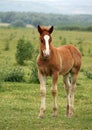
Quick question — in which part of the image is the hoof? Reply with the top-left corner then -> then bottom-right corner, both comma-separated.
66,106 -> 74,117
38,116 -> 44,119
38,113 -> 44,118
66,113 -> 74,118
52,112 -> 57,117
38,115 -> 44,118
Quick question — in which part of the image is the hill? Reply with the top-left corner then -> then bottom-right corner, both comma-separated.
0,12 -> 92,28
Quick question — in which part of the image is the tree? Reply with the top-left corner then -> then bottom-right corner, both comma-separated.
16,38 -> 34,65
11,20 -> 26,27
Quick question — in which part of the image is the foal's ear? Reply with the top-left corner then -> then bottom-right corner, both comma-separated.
49,26 -> 54,34
38,25 -> 42,34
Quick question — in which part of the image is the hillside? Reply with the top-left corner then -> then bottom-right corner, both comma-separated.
0,12 -> 92,28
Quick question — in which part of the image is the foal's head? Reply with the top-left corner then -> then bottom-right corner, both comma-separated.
38,25 -> 54,59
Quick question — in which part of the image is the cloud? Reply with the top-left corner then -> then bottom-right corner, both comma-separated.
0,0 -> 92,14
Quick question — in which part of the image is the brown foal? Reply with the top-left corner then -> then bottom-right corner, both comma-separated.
36,25 -> 82,118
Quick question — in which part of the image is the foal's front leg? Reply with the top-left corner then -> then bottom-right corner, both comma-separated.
38,70 -> 46,118
51,72 -> 59,117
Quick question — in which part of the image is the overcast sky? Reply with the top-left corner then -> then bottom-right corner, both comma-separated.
0,0 -> 92,14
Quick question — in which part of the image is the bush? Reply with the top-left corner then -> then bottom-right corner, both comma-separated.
4,66 -> 24,82
79,45 -> 84,56
4,33 -> 15,51
0,58 -> 24,82
29,50 -> 39,83
0,57 -> 10,81
61,38 -> 67,45
16,37 -> 34,65
87,48 -> 92,56
29,61 -> 39,84
4,42 -> 10,51
84,70 -> 92,79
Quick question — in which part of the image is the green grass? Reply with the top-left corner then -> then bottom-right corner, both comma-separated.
0,78 -> 92,130
0,27 -> 92,130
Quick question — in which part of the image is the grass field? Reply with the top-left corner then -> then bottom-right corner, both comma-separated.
0,27 -> 92,130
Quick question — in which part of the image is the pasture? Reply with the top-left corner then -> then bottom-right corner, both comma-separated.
0,27 -> 92,130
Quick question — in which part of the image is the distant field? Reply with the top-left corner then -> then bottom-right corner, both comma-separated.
0,27 -> 92,130
0,22 -> 34,28
0,23 -> 10,27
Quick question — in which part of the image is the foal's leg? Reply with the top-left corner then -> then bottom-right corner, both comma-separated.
63,73 -> 77,117
38,71 -> 46,118
51,72 -> 59,117
63,74 -> 72,117
70,73 -> 77,116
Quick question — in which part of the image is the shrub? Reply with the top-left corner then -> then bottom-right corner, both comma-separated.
87,48 -> 92,56
4,66 -> 24,82
4,42 -> 10,51
29,50 -> 39,83
4,33 -> 15,51
29,60 -> 39,83
79,45 -> 84,56
0,58 -> 24,82
0,57 -> 10,81
16,37 -> 34,65
84,70 -> 92,79
77,38 -> 83,45
61,38 -> 67,45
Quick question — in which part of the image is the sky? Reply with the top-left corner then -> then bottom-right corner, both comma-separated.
0,0 -> 92,14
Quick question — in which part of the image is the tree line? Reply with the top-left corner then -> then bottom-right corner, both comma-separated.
0,12 -> 92,31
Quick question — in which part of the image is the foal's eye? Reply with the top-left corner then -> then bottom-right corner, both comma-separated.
41,39 -> 44,43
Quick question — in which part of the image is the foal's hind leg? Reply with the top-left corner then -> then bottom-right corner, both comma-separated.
70,73 -> 77,116
63,74 -> 72,117
63,73 -> 77,117
63,74 -> 75,117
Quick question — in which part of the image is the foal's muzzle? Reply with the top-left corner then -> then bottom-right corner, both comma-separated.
42,49 -> 50,58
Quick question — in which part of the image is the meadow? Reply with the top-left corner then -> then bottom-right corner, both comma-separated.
0,27 -> 92,130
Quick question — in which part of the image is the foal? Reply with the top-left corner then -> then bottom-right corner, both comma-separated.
36,25 -> 82,118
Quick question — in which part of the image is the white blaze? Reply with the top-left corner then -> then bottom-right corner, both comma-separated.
43,35 -> 50,56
